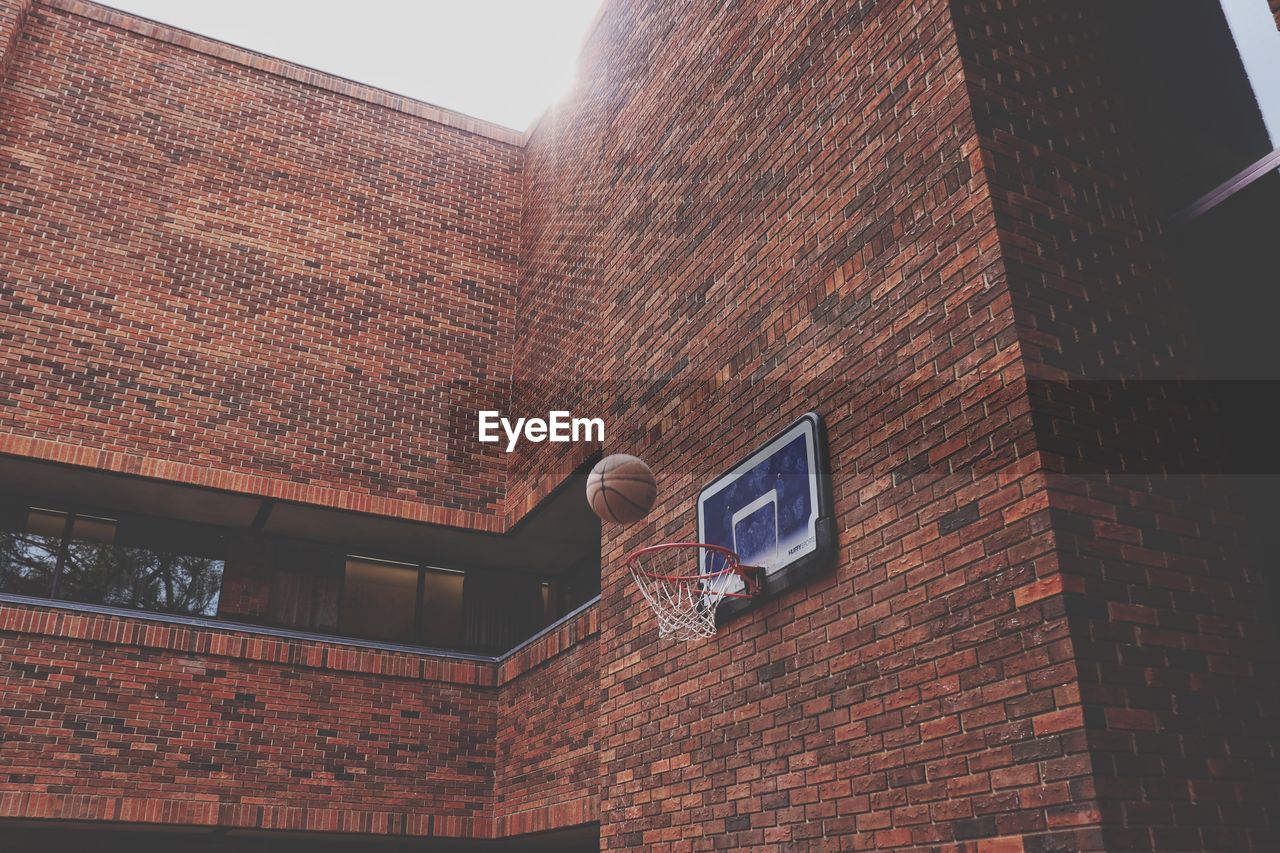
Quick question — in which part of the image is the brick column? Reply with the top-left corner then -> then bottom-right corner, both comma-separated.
0,0 -> 33,83
952,0 -> 1280,848
520,0 -> 1094,848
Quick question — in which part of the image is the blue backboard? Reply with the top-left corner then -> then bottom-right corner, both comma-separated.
697,412 -> 835,612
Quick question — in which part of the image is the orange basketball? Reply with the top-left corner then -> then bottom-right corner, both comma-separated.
586,454 -> 657,524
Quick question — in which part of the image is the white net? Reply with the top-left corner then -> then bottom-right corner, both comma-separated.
628,544 -> 752,640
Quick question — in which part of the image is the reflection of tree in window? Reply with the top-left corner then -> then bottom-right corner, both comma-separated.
0,507 -> 224,617
57,516 -> 223,616
0,508 -> 65,597
59,543 -> 223,616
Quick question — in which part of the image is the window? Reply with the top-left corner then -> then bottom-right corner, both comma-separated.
0,507 -> 66,597
0,506 -> 224,616
421,567 -> 465,648
332,559 -> 562,652
265,541 -> 340,632
1,488 -> 597,655
340,557 -> 420,643
562,555 -> 602,612
461,570 -> 549,653
337,558 -> 468,647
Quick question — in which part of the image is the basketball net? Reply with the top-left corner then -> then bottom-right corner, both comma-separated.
626,542 -> 760,640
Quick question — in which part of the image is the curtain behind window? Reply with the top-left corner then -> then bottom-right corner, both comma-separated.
267,541 -> 341,632
462,570 -> 545,653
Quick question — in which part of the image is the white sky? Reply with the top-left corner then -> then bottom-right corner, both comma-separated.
1220,0 -> 1280,145
100,1 -> 605,131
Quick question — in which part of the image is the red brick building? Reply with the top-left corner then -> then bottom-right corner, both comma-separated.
2,0 -> 1278,850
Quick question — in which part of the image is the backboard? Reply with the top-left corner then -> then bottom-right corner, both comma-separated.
696,412 -> 835,619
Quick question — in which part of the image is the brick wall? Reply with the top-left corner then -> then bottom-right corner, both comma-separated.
495,607 -> 600,837
952,0 -> 1280,849
952,0 -> 1196,382
0,599 -> 600,840
517,0 -> 1101,849
0,0 -> 521,530
2,0 -> 1278,849
0,601 -> 497,837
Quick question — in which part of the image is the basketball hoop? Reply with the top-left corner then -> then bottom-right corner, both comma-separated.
625,542 -> 761,640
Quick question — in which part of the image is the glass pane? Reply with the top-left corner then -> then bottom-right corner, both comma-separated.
564,557 -> 601,610
266,541 -> 341,630
340,558 -> 418,643
461,571 -> 548,653
53,515 -> 118,603
54,513 -> 121,603
63,549 -> 225,617
57,516 -> 225,616
0,508 -> 65,597
420,568 -> 464,647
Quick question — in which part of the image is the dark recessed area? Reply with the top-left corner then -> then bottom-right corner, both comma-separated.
0,455 -> 601,655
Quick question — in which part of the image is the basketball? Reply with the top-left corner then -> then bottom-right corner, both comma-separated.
586,454 -> 657,524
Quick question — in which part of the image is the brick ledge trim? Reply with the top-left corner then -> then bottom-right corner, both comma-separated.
0,597 -> 599,687
0,599 -> 495,687
35,0 -> 526,146
0,792 -> 490,839
498,604 -> 599,685
0,792 -> 600,840
0,432 -> 506,533
495,797 -> 599,838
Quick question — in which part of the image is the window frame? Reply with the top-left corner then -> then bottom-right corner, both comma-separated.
36,506 -> 78,600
